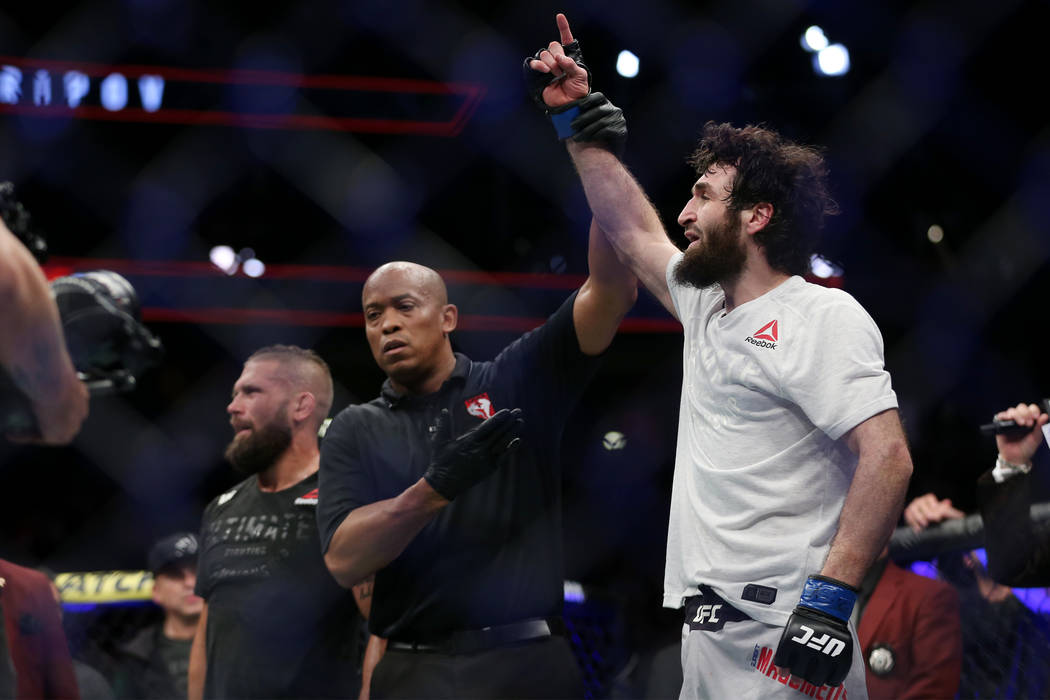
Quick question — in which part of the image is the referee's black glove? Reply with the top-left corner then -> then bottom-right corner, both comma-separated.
423,407 -> 524,501
772,575 -> 857,687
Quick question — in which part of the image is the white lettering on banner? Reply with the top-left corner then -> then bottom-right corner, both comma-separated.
33,70 -> 51,106
1,67 -> 165,112
100,73 -> 127,111
138,75 -> 165,112
64,71 -> 90,107
0,66 -> 22,104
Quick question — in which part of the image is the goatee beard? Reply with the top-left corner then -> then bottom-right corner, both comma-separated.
672,214 -> 747,289
224,422 -> 292,476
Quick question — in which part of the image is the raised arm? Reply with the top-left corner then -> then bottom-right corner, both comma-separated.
572,218 -> 638,355
527,14 -> 678,315
0,219 -> 89,444
569,145 -> 677,315
822,408 -> 913,586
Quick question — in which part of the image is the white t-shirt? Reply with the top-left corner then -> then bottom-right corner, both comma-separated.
663,253 -> 899,625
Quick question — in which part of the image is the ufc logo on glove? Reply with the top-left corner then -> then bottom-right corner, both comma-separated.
788,625 -> 847,657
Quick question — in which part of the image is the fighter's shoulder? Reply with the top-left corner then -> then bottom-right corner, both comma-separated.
776,278 -> 873,326
328,397 -> 389,430
204,474 -> 256,514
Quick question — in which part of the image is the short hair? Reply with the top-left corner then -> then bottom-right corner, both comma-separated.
246,345 -> 333,424
688,122 -> 840,277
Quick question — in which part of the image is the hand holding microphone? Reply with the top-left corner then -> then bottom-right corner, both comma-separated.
983,401 -> 1049,473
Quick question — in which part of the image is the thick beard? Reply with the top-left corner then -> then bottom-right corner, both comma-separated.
672,212 -> 747,289
224,422 -> 292,476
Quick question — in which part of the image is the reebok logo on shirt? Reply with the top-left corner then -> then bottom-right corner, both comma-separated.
746,320 -> 778,349
294,488 -> 319,506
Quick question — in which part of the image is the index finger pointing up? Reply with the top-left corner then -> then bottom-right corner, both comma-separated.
556,13 -> 574,45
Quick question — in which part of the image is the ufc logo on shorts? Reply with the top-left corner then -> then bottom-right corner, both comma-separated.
692,604 -> 721,624
789,625 -> 845,657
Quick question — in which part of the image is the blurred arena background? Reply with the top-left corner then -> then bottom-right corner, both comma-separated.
2,0 -> 1050,696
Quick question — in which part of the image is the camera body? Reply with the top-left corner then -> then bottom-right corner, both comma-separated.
1,182 -> 163,436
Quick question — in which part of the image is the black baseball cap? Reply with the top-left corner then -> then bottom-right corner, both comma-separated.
147,532 -> 199,575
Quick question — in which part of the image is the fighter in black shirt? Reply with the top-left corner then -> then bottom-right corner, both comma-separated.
189,345 -> 367,700
318,220 -> 637,698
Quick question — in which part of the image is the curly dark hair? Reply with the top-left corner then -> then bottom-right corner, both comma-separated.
688,122 -> 839,277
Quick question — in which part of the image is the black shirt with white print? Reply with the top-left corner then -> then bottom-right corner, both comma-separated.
318,292 -> 602,641
196,472 -> 361,699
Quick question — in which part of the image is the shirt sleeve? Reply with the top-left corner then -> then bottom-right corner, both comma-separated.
665,251 -> 687,320
317,407 -> 373,555
490,291 -> 603,428
194,505 -> 214,600
779,296 -> 898,440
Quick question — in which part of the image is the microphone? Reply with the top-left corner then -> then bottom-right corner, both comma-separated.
979,419 -> 1037,436
979,399 -> 1050,436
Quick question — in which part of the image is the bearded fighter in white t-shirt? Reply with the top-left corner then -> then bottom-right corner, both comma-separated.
525,14 -> 913,699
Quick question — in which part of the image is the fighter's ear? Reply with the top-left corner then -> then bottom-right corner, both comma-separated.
746,202 -> 773,235
292,392 -> 316,423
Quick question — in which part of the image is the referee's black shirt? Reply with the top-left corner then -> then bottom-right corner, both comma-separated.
318,292 -> 601,640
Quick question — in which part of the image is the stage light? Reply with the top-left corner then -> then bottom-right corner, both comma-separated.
814,43 -> 850,77
209,245 -> 237,274
800,26 -> 829,53
242,258 -> 266,278
616,50 -> 639,78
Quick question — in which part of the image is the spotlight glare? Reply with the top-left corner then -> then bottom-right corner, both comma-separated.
801,26 -> 829,52
814,43 -> 850,76
616,50 -> 640,78
209,245 -> 237,274
809,254 -> 843,279
242,258 -> 266,278
927,224 -> 945,244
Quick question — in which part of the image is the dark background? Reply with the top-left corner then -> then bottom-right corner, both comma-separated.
2,0 -> 1048,609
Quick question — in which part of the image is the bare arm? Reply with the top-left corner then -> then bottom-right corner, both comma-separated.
528,15 -> 677,315
352,575 -> 384,700
0,220 -> 88,444
324,479 -> 448,589
188,602 -> 207,700
351,575 -> 375,619
567,143 -> 678,316
572,218 -> 638,355
358,634 -> 387,700
821,409 -> 913,587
